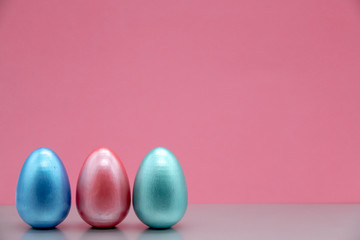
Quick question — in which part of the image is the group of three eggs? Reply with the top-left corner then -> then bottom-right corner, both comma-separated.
16,147 -> 188,229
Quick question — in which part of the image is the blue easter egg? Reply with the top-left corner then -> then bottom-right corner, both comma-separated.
16,147 -> 71,228
133,147 -> 188,229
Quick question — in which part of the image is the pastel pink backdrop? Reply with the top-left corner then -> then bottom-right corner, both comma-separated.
1,0 -> 360,205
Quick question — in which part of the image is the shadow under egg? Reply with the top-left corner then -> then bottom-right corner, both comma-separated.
137,228 -> 183,240
22,228 -> 67,240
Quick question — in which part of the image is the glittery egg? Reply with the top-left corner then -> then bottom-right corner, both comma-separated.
133,147 -> 187,229
16,147 -> 71,228
76,147 -> 130,228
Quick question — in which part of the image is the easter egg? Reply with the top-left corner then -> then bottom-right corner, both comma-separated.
76,147 -> 131,228
16,147 -> 71,228
133,147 -> 188,229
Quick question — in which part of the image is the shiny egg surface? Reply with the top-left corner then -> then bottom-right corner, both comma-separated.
133,147 -> 188,229
16,147 -> 71,228
76,147 -> 130,228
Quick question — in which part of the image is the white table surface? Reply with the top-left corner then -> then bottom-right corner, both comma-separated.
1,204 -> 360,240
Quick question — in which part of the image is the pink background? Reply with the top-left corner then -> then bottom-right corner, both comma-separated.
1,0 -> 360,205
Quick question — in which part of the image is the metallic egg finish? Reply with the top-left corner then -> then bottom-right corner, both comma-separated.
76,148 -> 131,228
16,147 -> 71,229
133,147 -> 188,229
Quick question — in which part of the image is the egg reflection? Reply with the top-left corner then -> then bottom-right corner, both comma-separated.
137,228 -> 183,240
22,228 -> 67,240
80,227 -> 127,240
